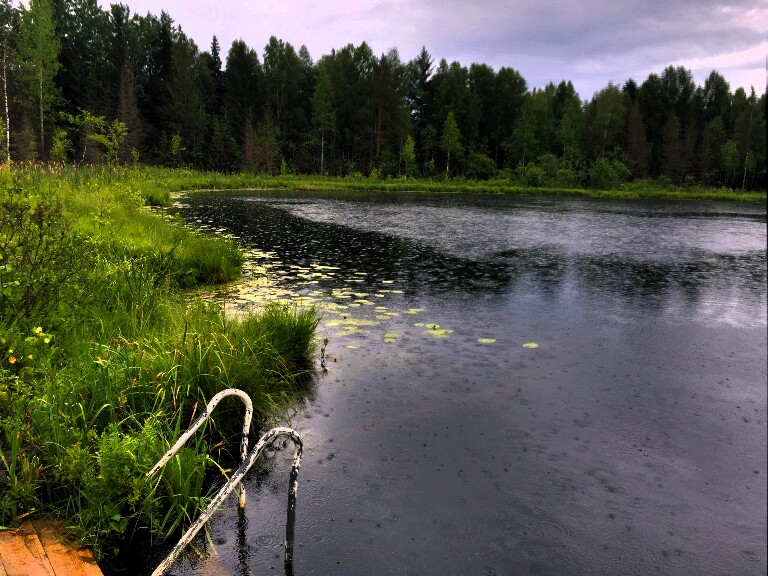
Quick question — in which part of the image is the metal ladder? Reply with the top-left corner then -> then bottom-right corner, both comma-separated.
147,388 -> 303,576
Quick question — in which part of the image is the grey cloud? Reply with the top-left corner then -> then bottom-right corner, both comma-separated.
386,0 -> 764,96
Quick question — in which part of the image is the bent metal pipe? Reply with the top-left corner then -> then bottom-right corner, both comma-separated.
148,417 -> 303,576
147,388 -> 253,507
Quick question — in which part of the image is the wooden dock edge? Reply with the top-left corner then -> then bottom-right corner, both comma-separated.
0,519 -> 103,576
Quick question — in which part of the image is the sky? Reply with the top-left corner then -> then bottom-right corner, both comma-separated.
105,0 -> 766,100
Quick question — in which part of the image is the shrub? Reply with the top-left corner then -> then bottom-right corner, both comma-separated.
588,157 -> 630,189
466,151 -> 497,180
0,178 -> 93,328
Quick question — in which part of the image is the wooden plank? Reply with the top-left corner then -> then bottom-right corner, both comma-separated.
0,522 -> 54,576
31,520 -> 102,576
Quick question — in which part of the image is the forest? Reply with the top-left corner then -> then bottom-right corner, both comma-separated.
0,0 -> 766,191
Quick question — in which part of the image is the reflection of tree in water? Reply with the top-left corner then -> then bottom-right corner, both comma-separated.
175,196 -> 514,294
574,251 -> 766,311
173,194 -> 766,311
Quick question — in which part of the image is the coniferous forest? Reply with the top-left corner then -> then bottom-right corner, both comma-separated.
1,0 -> 766,191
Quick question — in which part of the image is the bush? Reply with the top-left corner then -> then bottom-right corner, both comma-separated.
522,162 -> 546,187
466,151 -> 497,180
588,157 -> 630,189
0,178 -> 93,328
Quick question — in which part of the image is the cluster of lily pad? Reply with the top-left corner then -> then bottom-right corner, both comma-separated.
192,243 -> 543,352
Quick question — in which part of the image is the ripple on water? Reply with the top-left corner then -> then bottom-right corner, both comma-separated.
525,516 -> 575,540
166,192 -> 767,576
739,549 -> 761,562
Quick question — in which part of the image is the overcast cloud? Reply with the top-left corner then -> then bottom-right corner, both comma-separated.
110,0 -> 766,99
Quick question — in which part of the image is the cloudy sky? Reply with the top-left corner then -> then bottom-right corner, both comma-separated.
111,0 -> 765,99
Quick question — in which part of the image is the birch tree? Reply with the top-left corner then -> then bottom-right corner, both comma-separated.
0,0 -> 13,161
16,0 -> 59,160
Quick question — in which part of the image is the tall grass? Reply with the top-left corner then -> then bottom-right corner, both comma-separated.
15,162 -> 763,207
0,164 -> 320,565
86,164 -> 763,202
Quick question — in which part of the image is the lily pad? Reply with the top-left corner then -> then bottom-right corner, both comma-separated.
522,342 -> 539,348
325,318 -> 379,327
477,338 -> 497,344
404,308 -> 424,314
335,327 -> 360,337
428,328 -> 453,339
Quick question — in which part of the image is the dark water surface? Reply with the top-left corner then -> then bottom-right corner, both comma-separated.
166,192 -> 766,576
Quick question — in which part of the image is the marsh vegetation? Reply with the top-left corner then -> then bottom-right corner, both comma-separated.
0,164 -> 319,568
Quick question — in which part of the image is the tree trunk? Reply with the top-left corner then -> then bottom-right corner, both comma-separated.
375,105 -> 382,161
2,46 -> 9,162
742,155 -> 747,191
38,69 -> 44,160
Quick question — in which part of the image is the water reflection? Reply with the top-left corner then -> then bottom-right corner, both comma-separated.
166,191 -> 767,576
235,507 -> 250,576
171,192 -> 766,327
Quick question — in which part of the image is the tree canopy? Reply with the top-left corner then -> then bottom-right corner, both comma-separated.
0,2 -> 763,190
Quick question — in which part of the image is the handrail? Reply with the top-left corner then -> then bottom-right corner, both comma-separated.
150,427 -> 303,576
146,389 -> 303,576
147,388 -> 253,507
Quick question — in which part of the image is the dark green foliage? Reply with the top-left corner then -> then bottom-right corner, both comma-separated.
0,2 -> 763,191
466,150 -> 496,179
588,156 -> 630,189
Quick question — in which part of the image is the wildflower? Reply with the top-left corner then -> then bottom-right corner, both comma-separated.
33,326 -> 43,335
43,337 -> 51,344
27,354 -> 33,360
8,356 -> 16,364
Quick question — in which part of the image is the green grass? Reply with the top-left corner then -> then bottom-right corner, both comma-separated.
59,164 -> 763,202
21,163 -> 763,204
0,164 -> 320,566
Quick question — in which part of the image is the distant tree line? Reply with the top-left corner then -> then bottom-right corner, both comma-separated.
1,0 -> 765,190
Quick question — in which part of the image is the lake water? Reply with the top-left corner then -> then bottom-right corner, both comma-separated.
163,191 -> 766,576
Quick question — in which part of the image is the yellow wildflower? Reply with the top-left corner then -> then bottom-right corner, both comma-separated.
8,355 -> 16,364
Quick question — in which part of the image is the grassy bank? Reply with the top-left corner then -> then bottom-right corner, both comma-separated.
78,165 -> 765,203
0,164 -> 319,567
